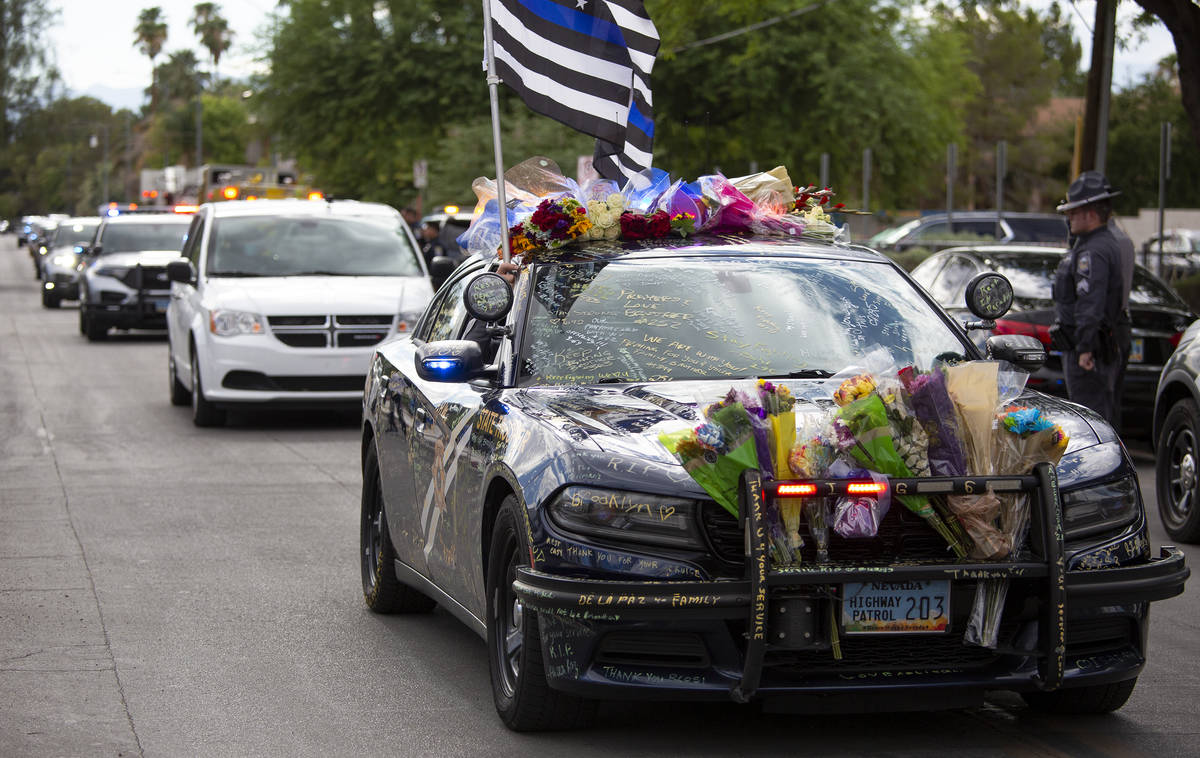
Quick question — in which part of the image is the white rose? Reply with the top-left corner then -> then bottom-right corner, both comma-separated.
593,210 -> 611,229
606,193 -> 626,212
604,224 -> 620,240
587,200 -> 604,216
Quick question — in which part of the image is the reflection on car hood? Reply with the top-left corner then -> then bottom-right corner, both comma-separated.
513,380 -> 1105,478
208,275 -> 433,315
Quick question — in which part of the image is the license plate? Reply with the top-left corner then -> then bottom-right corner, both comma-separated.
1129,337 -> 1144,363
842,580 -> 950,633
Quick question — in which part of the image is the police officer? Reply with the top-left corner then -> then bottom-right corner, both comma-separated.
418,222 -> 447,268
1053,171 -> 1133,427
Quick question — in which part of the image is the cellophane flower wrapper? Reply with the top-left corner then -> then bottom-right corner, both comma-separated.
620,167 -> 673,213
829,461 -> 890,539
653,179 -> 707,228
898,367 -> 968,477
657,421 -> 757,519
710,390 -> 775,479
695,175 -> 757,234
727,166 -> 807,237
834,391 -> 966,557
806,498 -> 831,562
580,179 -> 627,242
964,579 -> 1009,648
944,361 -> 1000,476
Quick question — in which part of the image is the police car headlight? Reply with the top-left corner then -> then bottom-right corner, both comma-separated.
209,309 -> 266,337
548,487 -> 705,550
51,253 -> 76,267
1062,476 -> 1139,541
92,264 -> 130,279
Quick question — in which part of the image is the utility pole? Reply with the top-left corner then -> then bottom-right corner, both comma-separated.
1079,0 -> 1117,173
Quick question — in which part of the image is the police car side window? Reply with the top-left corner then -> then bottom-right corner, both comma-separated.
420,268 -> 483,342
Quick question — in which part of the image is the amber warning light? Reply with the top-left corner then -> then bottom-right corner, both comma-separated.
221,186 -> 239,200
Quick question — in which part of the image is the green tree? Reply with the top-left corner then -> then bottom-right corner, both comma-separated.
262,0 -> 485,207
1106,68 -> 1200,214
1131,0 -> 1200,152
192,2 -> 233,84
648,0 -> 975,210
0,0 -> 60,218
134,7 -> 169,107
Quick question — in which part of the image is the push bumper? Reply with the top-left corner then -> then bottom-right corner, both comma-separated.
514,465 -> 1189,702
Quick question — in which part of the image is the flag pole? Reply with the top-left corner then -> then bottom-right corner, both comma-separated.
482,0 -> 512,265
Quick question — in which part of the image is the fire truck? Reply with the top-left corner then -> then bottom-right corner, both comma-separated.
140,164 -> 322,206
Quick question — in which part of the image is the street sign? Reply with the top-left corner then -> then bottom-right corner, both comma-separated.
414,160 -> 428,189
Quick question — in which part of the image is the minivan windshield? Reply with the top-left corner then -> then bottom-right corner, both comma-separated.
99,220 -> 190,254
206,215 -> 423,277
520,256 -> 968,385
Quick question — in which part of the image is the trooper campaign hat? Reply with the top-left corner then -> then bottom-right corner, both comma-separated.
1056,170 -> 1121,212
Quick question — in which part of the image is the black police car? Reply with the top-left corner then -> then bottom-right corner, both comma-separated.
360,235 -> 1187,730
1154,319 -> 1200,542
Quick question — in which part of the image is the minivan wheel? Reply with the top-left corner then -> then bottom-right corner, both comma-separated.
1157,399 -> 1200,542
190,351 -> 226,427
168,351 -> 189,406
486,499 -> 595,731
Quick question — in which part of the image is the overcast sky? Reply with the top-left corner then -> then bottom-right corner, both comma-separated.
49,0 -> 1175,113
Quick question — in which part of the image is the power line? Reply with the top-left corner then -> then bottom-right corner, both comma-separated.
670,0 -> 839,54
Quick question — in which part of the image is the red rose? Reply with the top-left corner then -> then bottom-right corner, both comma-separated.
647,210 -> 671,237
620,211 -> 648,240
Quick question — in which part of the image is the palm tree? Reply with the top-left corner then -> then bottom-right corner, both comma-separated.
134,7 -> 168,108
191,3 -> 234,86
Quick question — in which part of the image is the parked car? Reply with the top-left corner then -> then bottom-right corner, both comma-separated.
26,217 -> 63,276
870,212 -> 1068,253
1153,319 -> 1200,542
1140,229 -> 1200,282
165,198 -> 434,427
40,217 -> 101,307
359,234 -> 1186,730
910,245 -> 1195,438
78,212 -> 192,340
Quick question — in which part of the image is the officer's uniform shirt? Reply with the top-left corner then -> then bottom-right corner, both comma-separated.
1054,224 -> 1125,357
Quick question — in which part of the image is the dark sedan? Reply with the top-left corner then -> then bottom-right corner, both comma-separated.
360,237 -> 1186,730
910,245 -> 1195,438
1153,319 -> 1200,543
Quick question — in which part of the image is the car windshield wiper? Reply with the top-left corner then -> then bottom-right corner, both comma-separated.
208,270 -> 268,277
756,370 -> 834,379
285,270 -> 360,276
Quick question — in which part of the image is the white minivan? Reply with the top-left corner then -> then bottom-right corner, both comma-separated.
166,198 -> 436,426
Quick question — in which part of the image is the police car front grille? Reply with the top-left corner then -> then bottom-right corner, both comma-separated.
765,627 -> 1007,676
268,314 -> 392,350
119,266 -> 169,290
701,500 -> 961,567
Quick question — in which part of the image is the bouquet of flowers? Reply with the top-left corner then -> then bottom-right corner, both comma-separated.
829,460 -> 891,539
793,185 -> 845,240
581,192 -> 626,241
619,209 -> 673,240
832,377 -> 967,557
784,427 -> 838,563
658,402 -> 760,518
507,196 -> 592,260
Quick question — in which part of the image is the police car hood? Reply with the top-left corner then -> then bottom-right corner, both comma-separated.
206,274 -> 433,316
96,250 -> 184,267
515,381 -> 1110,490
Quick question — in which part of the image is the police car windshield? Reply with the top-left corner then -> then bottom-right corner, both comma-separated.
206,215 -> 422,277
99,221 -> 189,254
519,256 -> 968,386
53,222 -> 99,247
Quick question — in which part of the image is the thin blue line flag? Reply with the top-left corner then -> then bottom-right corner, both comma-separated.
490,0 -> 660,182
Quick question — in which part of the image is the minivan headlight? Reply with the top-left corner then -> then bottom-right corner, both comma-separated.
1062,476 -> 1139,541
548,486 -> 705,550
209,309 -> 266,336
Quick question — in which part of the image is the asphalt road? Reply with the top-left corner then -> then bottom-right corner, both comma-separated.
1,234 -> 1197,757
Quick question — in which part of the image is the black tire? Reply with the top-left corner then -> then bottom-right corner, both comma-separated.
78,306 -> 86,335
1156,399 -> 1200,542
168,351 -> 189,407
190,350 -> 226,427
83,310 -> 107,341
360,441 -> 436,614
1022,677 -> 1137,714
486,500 -> 595,731
42,289 -> 60,309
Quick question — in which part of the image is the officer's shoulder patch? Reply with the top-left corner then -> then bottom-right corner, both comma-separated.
1076,251 -> 1091,278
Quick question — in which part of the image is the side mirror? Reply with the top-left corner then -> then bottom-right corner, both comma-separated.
415,340 -> 484,383
463,273 -> 514,323
166,259 -> 196,285
87,244 -> 102,257
965,271 -> 1014,322
987,334 -> 1046,373
429,256 -> 459,291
